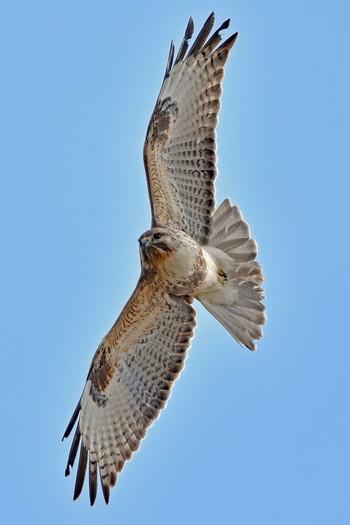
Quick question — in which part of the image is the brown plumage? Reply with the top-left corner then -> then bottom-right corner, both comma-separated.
63,12 -> 266,505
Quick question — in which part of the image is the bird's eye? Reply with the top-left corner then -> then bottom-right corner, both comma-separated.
153,233 -> 162,241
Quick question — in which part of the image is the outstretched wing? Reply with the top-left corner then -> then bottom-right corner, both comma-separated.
144,13 -> 238,245
63,279 -> 196,505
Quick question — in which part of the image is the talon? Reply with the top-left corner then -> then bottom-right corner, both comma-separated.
218,268 -> 227,278
218,268 -> 228,282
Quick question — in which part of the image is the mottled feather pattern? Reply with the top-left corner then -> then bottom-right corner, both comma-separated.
64,283 -> 196,504
144,13 -> 238,244
64,13 -> 265,505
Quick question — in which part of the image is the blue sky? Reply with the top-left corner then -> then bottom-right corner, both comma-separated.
1,1 -> 350,523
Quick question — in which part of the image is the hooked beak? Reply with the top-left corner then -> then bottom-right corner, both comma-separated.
138,237 -> 149,249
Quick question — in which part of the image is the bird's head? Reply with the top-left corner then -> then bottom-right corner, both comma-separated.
138,227 -> 177,267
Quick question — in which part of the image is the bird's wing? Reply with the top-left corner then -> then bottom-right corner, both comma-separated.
63,278 -> 196,505
144,13 -> 237,245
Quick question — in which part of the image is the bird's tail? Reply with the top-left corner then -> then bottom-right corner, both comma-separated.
199,199 -> 266,350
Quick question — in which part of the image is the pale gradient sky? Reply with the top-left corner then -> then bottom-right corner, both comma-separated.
1,1 -> 349,523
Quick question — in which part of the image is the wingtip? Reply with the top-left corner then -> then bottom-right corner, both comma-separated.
101,484 -> 110,504
219,18 -> 231,31
186,16 -> 194,39
73,443 -> 88,502
207,12 -> 216,26
216,31 -> 238,54
187,12 -> 216,58
89,490 -> 97,507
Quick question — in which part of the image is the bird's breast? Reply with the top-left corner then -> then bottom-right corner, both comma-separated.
156,243 -> 208,296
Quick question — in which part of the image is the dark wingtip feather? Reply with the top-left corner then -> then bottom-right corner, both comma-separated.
62,401 -> 81,440
65,424 -> 81,477
217,31 -> 238,53
174,16 -> 195,65
163,40 -> 175,82
98,464 -> 110,504
187,12 -> 215,57
218,18 -> 231,31
185,16 -> 194,40
101,481 -> 110,504
73,444 -> 88,501
202,17 -> 232,57
89,460 -> 98,506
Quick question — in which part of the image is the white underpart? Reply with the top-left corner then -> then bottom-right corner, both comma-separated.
194,248 -> 222,294
194,199 -> 265,350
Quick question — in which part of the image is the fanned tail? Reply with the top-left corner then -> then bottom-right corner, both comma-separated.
199,199 -> 266,350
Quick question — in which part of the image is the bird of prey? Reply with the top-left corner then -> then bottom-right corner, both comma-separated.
63,12 -> 266,505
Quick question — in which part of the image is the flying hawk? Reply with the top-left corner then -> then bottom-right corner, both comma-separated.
63,12 -> 266,505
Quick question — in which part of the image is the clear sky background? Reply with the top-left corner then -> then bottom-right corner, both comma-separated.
1,1 -> 349,523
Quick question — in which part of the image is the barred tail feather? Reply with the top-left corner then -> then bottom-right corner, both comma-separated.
200,199 -> 266,350
199,282 -> 265,350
